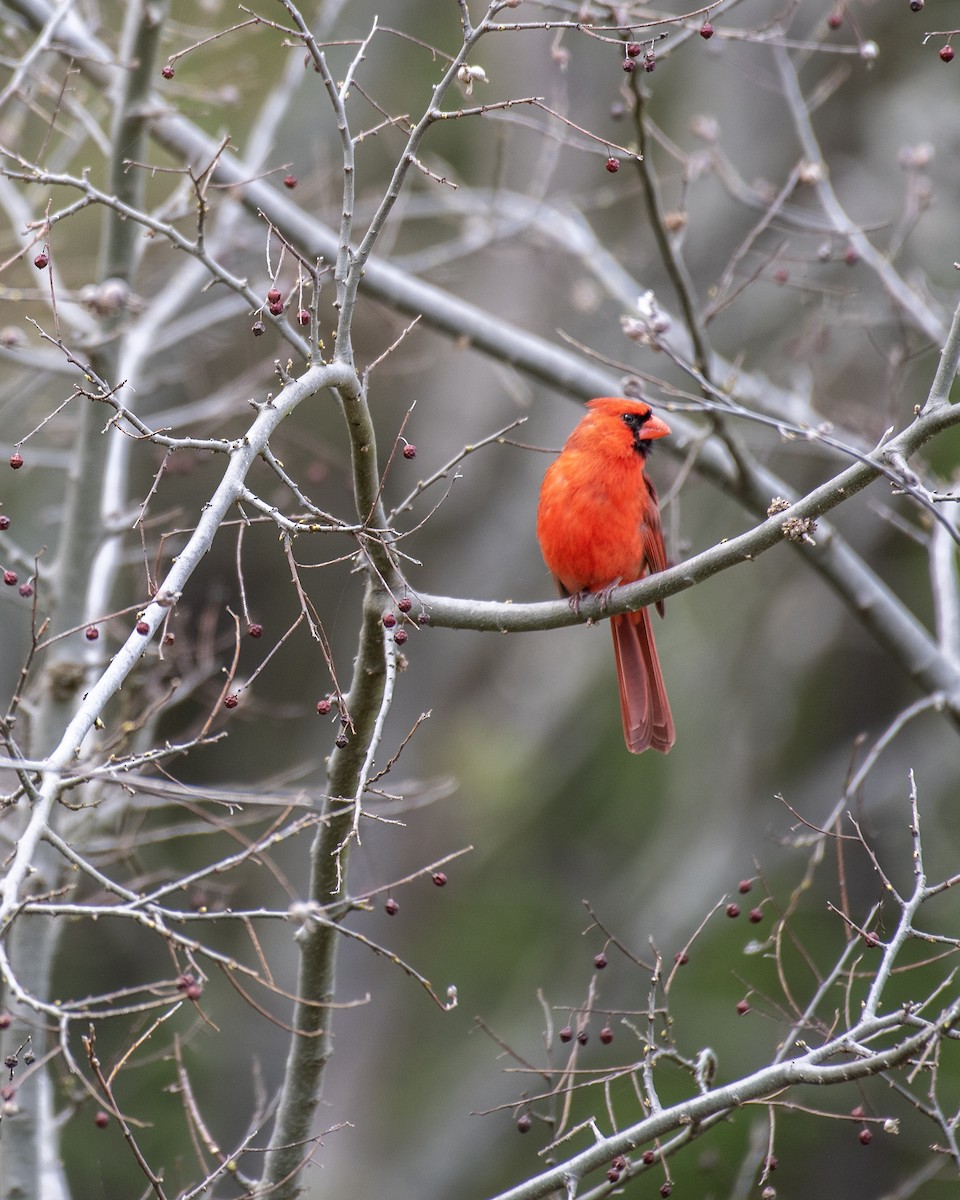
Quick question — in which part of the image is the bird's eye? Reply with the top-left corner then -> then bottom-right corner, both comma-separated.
621,409 -> 650,429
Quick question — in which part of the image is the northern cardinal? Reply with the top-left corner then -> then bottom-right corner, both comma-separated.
536,397 -> 675,753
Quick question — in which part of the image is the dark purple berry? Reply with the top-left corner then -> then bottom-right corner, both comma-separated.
940,45 -> 955,63
248,623 -> 263,638
268,301 -> 284,316
3,571 -> 16,586
594,952 -> 608,969
34,252 -> 49,269
674,951 -> 688,965
599,1026 -> 613,1044
297,309 -> 310,326
736,999 -> 750,1015
382,612 -> 397,628
394,628 -> 408,645
517,1113 -> 531,1133
622,57 -> 636,72
859,1128 -> 872,1146
607,1169 -> 621,1184
576,1030 -> 589,1045
626,42 -> 642,57
559,1025 -> 573,1043
605,157 -> 620,174
432,871 -> 447,887
136,621 -> 150,635
85,626 -> 99,641
266,287 -> 282,304
251,321 -> 265,336
9,453 -> 23,469
94,1111 -> 110,1128
161,65 -> 174,79
402,444 -> 417,459
827,12 -> 842,29
316,698 -> 332,715
700,22 -> 714,38
0,515 -> 8,530
385,897 -> 399,915
335,732 -> 348,749
398,597 -> 412,613
749,907 -> 763,923
224,694 -> 239,709
18,583 -> 32,597
283,174 -> 298,189
726,903 -> 740,918
738,879 -> 753,894
642,1150 -> 655,1165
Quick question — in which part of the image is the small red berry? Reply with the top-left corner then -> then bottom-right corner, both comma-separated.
266,287 -> 282,304
94,1111 -> 110,1128
517,1113 -> 531,1133
224,694 -> 239,709
335,732 -> 348,749
764,1156 -> 778,1172
940,45 -> 955,63
316,698 -> 332,715
394,628 -> 408,645
162,632 -> 175,645
248,623 -> 263,638
605,157 -> 620,174
576,1030 -> 589,1046
161,64 -> 175,79
749,907 -> 763,923
184,983 -> 202,1001
773,267 -> 789,284
398,597 -> 412,613
382,612 -> 397,628
622,57 -> 636,72
909,0 -> 923,9
385,897 -> 399,915
611,1157 -> 626,1171
136,621 -> 150,634
642,1150 -> 655,1165
607,1169 -> 621,1184
726,903 -> 740,918
176,973 -> 195,991
859,1128 -> 872,1146
599,1026 -> 613,1044
660,1184 -> 672,1198
402,444 -> 417,459
85,626 -> 99,641
297,309 -> 310,326
3,570 -> 17,586
736,999 -> 750,1015
594,952 -> 608,969
559,1025 -> 573,1043
843,246 -> 860,266
417,611 -> 430,624
251,321 -> 265,337
283,174 -> 298,189
700,22 -> 714,38
0,515 -> 8,530
738,879 -> 753,894
827,12 -> 842,29
643,54 -> 656,72
850,1105 -> 865,1118
9,453 -> 24,469
432,871 -> 447,887
863,931 -> 880,948
626,42 -> 642,57
18,583 -> 32,598
34,252 -> 49,269
674,951 -> 688,965
0,1015 -> 10,1029
268,301 -> 284,316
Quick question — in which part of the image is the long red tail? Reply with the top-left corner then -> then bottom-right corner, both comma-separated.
610,611 -> 675,754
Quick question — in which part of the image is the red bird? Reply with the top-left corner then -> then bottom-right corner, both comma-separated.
536,397 -> 675,754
